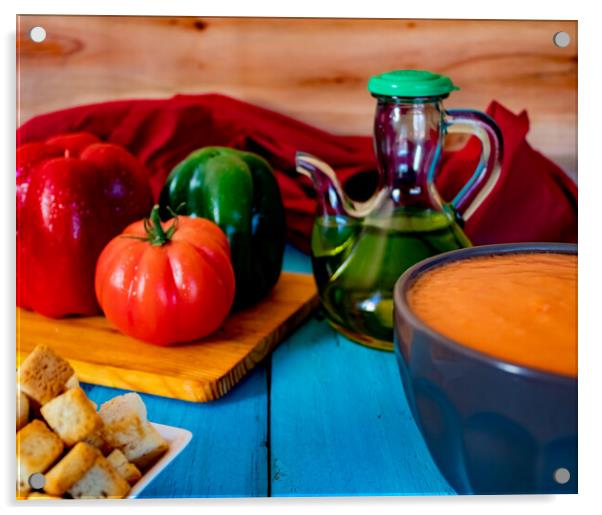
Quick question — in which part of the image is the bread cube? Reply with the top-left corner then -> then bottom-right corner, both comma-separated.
17,420 -> 64,496
44,442 -> 99,496
107,449 -> 142,485
83,425 -> 113,455
40,387 -> 102,446
18,345 -> 74,405
100,392 -> 147,423
121,422 -> 169,469
68,454 -> 130,499
99,393 -> 168,469
65,374 -> 80,390
17,390 -> 29,430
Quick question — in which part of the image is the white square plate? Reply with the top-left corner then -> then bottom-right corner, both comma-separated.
127,422 -> 193,498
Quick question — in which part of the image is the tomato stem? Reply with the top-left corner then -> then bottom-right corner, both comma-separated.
146,204 -> 177,246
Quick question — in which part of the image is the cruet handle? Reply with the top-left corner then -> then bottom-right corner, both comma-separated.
443,110 -> 504,222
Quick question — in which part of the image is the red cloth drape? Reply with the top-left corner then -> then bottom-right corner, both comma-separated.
17,94 -> 577,251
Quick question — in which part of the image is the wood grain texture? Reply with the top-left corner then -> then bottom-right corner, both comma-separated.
269,317 -> 454,495
17,272 -> 318,402
16,16 -> 577,176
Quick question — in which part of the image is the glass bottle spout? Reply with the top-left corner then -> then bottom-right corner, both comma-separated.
296,152 -> 386,218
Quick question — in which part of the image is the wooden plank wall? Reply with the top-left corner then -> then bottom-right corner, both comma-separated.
17,16 -> 577,176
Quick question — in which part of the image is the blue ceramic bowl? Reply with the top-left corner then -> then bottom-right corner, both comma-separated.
393,243 -> 577,494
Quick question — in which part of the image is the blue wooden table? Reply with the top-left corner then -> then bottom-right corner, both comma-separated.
83,245 -> 454,498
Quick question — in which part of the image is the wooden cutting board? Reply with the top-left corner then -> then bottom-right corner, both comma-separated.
17,272 -> 318,402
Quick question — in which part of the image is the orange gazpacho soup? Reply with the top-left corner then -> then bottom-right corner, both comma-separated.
407,252 -> 577,377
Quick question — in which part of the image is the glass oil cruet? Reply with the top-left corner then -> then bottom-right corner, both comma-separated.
296,70 -> 503,351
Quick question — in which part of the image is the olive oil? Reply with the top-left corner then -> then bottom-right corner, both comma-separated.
311,208 -> 471,350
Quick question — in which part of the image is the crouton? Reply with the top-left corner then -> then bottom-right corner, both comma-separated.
17,390 -> 29,430
121,422 -> 168,469
44,442 -> 99,496
67,454 -> 130,499
40,387 -> 102,446
106,449 -> 142,485
100,409 -> 145,450
65,374 -> 80,390
18,345 -> 74,405
99,392 -> 147,423
99,393 -> 168,468
83,425 -> 113,455
17,420 -> 64,497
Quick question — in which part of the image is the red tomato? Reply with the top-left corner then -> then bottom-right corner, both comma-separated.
95,205 -> 235,346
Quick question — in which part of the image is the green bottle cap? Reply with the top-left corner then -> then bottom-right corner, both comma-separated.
367,70 -> 459,98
